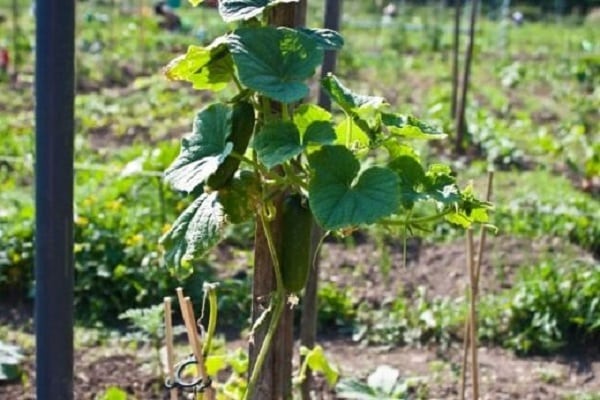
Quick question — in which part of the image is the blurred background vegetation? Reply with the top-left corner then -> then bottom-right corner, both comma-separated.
0,0 -> 598,357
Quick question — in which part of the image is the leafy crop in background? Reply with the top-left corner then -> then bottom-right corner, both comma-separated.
0,152 -> 212,325
482,260 -> 600,355
354,287 -> 464,348
316,283 -> 357,333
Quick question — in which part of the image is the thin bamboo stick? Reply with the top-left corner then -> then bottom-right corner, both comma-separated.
164,297 -> 178,400
460,171 -> 494,399
175,288 -> 205,396
466,229 -> 480,399
459,315 -> 469,400
178,290 -> 216,400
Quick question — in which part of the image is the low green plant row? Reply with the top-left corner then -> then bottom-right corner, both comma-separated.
0,148 -> 213,325
337,260 -> 600,355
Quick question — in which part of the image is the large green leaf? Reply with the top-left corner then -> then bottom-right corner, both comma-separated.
308,146 -> 400,230
164,37 -> 233,92
160,192 -> 225,274
164,103 -> 233,193
219,0 -> 299,23
227,27 -> 323,103
254,121 -> 302,169
382,113 -> 446,140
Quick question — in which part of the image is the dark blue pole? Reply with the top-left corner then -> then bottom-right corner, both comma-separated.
35,0 -> 75,398
318,0 -> 341,110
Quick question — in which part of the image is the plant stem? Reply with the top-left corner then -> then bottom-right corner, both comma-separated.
243,209 -> 287,399
466,229 -> 479,399
244,293 -> 284,400
283,163 -> 309,191
281,103 -> 290,121
259,208 -> 284,291
202,283 -> 218,357
402,209 -> 413,268
230,151 -> 287,185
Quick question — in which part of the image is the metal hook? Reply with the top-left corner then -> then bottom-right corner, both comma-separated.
164,355 -> 212,392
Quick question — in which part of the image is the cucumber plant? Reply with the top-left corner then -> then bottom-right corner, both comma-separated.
158,0 -> 490,397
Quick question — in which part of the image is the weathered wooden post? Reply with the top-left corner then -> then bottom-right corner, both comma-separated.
249,2 -> 308,399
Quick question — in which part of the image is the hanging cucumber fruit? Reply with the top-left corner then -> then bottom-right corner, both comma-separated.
280,194 -> 313,293
207,101 -> 255,190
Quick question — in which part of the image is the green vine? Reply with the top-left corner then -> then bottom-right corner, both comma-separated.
157,0 -> 492,397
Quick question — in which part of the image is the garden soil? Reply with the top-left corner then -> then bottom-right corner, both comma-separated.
1,236 -> 598,399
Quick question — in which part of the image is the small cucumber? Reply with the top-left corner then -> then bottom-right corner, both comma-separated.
207,101 -> 255,190
280,194 -> 313,293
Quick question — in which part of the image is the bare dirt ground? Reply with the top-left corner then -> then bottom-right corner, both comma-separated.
1,235 -> 598,399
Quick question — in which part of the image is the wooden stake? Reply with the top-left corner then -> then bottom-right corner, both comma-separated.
175,288 -> 215,400
163,297 -> 178,400
466,229 -> 479,399
459,171 -> 494,399
459,315 -> 469,400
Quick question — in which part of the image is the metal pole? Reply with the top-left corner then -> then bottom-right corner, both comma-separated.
317,0 -> 342,110
35,0 -> 76,398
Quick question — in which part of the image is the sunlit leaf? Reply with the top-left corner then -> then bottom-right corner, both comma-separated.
303,345 -> 339,387
205,355 -> 228,376
164,37 -> 233,92
227,27 -> 323,103
97,386 -> 128,400
335,119 -> 370,150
